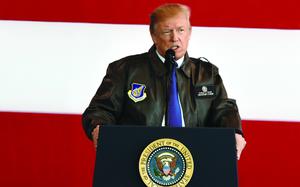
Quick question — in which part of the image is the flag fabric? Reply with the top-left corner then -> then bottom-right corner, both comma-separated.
1,1 -> 300,187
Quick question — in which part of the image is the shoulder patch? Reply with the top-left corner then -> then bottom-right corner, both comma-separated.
128,83 -> 147,103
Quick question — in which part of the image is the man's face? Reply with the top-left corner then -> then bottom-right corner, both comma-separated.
151,13 -> 191,60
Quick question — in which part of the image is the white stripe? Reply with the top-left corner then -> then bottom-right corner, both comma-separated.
0,21 -> 300,121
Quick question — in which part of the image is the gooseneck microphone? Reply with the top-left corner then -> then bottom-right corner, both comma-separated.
165,49 -> 176,63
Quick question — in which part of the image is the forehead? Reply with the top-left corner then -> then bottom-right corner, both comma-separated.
156,13 -> 189,29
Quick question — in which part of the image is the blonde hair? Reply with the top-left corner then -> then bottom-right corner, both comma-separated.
149,3 -> 191,34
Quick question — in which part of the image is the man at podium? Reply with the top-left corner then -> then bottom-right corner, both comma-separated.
82,3 -> 246,159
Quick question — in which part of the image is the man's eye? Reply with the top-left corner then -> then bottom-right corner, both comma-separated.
163,30 -> 171,35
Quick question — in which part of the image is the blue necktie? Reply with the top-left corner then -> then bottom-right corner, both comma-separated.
166,50 -> 183,127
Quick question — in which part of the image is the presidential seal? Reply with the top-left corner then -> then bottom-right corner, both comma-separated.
139,138 -> 194,187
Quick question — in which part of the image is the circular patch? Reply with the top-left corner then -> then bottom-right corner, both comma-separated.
139,138 -> 194,187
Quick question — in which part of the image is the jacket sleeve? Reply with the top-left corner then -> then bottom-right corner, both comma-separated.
208,65 -> 243,134
82,61 -> 126,140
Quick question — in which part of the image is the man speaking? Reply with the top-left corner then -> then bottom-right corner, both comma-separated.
82,3 -> 246,159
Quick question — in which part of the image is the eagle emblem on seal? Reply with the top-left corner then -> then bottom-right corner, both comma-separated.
154,152 -> 180,181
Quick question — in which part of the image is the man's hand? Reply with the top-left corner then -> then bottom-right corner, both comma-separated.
92,125 -> 100,149
235,133 -> 246,160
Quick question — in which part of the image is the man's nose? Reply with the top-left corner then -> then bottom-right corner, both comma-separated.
170,30 -> 179,42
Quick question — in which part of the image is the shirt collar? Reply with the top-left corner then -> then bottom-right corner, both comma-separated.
155,50 -> 184,68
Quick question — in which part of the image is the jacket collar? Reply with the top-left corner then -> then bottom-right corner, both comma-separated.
148,45 -> 194,78
181,53 -> 193,78
148,45 -> 168,77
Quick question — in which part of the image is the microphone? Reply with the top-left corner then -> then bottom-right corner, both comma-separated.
165,49 -> 176,63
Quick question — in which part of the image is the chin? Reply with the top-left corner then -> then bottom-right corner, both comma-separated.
175,52 -> 185,60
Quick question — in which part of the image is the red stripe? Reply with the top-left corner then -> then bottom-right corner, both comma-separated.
0,112 -> 95,187
239,120 -> 300,186
1,0 -> 300,29
1,112 -> 300,187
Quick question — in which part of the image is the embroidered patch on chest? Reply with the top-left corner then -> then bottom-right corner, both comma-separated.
195,85 -> 215,98
128,83 -> 147,102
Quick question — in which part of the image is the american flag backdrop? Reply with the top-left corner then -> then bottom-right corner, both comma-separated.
0,0 -> 300,187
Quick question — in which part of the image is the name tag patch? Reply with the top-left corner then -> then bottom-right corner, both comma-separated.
195,85 -> 215,98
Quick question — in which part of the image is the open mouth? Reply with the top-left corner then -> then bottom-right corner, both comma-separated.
171,45 -> 180,50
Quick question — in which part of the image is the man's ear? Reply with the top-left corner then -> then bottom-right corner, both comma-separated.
150,31 -> 157,44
